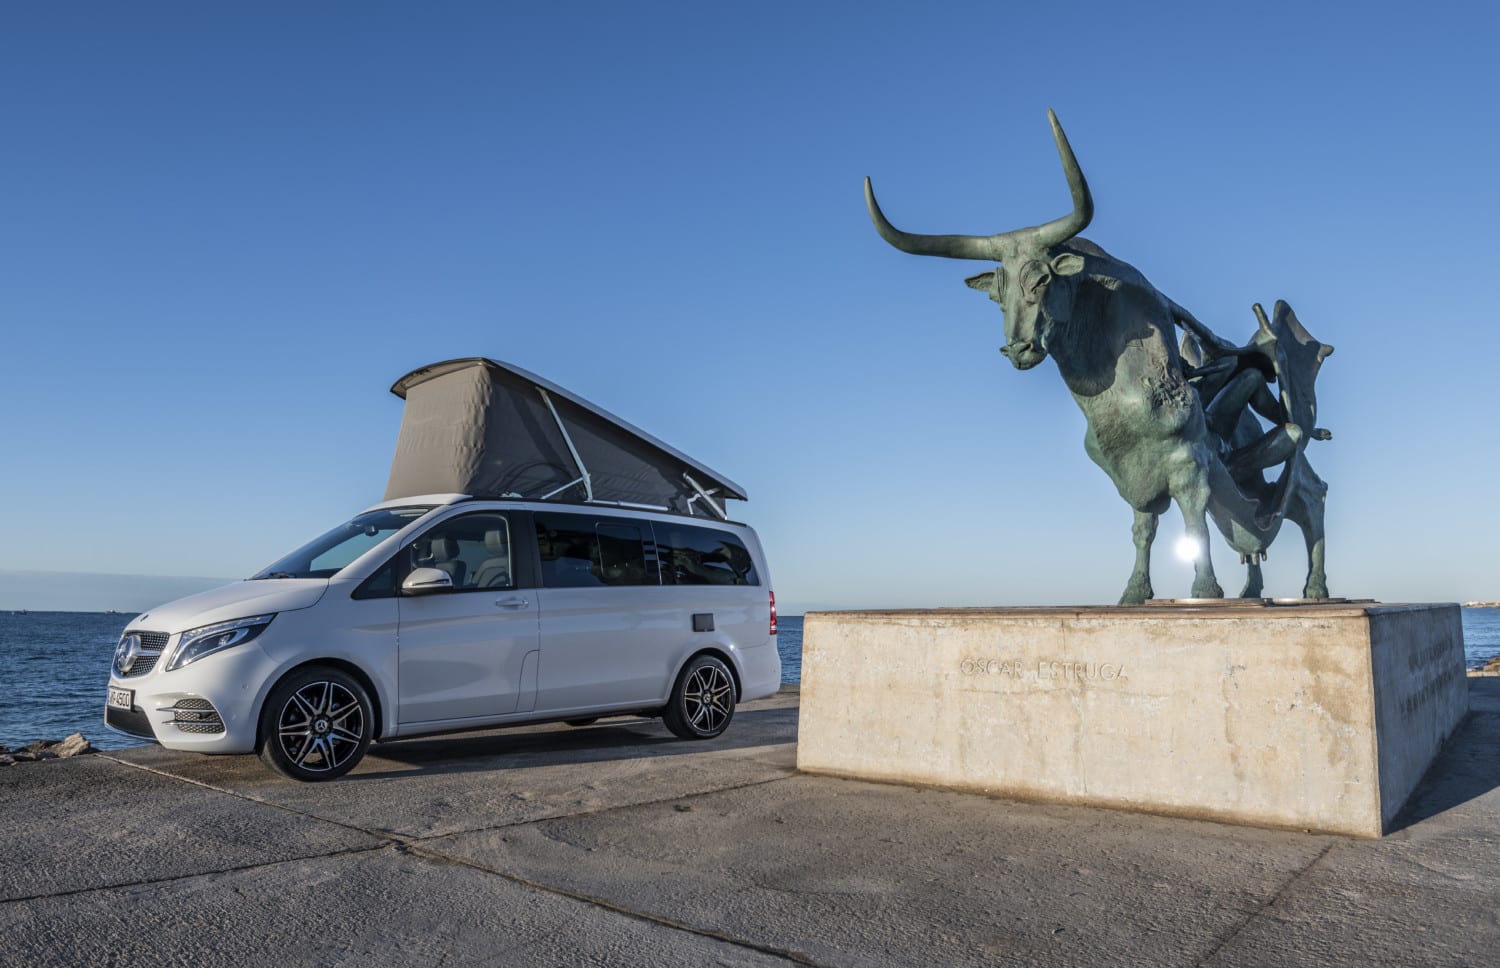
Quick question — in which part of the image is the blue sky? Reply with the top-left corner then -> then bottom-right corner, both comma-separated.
2,1 -> 1497,612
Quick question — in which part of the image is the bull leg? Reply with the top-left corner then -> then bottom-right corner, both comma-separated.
1302,516 -> 1329,599
1178,478 -> 1224,599
1236,558 -> 1260,597
1236,555 -> 1260,600
1286,465 -> 1330,599
1119,509 -> 1157,605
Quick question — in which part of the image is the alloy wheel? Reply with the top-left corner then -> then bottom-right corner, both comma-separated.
682,664 -> 733,734
275,680 -> 365,774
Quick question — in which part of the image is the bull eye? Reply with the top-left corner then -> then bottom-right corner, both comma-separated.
1020,264 -> 1049,301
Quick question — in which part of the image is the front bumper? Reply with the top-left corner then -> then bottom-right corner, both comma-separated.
104,640 -> 275,754
104,703 -> 158,740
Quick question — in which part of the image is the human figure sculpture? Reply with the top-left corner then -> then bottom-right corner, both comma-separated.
865,110 -> 1332,603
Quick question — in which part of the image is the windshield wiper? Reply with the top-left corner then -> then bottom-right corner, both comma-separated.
254,571 -> 297,580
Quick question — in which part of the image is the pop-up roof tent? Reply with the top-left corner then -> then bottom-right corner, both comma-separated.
384,358 -> 747,520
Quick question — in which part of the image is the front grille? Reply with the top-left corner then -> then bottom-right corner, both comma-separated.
116,630 -> 170,678
105,705 -> 156,739
169,698 -> 224,734
121,654 -> 160,678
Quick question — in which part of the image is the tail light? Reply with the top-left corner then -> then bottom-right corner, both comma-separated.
769,591 -> 778,636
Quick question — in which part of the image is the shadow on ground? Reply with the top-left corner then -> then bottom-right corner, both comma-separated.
342,703 -> 798,781
1390,678 -> 1500,832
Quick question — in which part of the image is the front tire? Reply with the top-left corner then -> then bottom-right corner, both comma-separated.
257,666 -> 373,782
661,654 -> 736,740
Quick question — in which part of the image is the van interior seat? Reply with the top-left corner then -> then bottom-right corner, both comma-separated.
427,537 -> 468,587
474,529 -> 511,588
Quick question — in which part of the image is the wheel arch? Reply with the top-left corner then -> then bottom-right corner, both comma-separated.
680,647 -> 742,701
256,658 -> 387,748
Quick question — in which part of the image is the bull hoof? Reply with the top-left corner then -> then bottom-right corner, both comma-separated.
1191,577 -> 1224,599
1119,580 -> 1153,606
1304,578 -> 1329,599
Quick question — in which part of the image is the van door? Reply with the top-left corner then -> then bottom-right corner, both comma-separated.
395,510 -> 540,724
531,512 -> 668,711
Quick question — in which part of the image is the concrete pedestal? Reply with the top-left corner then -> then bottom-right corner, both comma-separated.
796,603 -> 1468,837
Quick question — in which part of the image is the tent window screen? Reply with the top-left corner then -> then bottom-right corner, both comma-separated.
536,514 -> 653,588
655,525 -> 760,586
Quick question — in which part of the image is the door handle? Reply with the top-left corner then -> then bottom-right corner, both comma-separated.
495,597 -> 530,609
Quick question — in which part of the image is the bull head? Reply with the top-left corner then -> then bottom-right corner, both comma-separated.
865,109 -> 1093,370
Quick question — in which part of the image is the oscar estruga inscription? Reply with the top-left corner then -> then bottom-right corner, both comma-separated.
961,657 -> 1128,682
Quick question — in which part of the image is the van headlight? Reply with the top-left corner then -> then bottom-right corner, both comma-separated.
166,615 -> 276,671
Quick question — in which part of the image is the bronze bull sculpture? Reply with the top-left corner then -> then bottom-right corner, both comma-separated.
865,111 -> 1332,603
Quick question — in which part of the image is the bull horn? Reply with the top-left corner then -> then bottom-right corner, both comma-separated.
863,108 -> 1094,262
1029,108 -> 1094,247
865,177 -> 1008,261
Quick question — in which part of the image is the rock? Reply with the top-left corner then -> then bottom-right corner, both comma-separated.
0,744 -> 9,755
18,739 -> 61,755
1485,656 -> 1500,674
11,751 -> 38,762
0,754 -> 13,767
54,733 -> 94,758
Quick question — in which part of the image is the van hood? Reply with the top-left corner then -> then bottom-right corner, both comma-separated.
128,579 -> 329,634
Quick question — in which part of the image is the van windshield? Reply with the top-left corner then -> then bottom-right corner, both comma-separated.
251,506 -> 436,580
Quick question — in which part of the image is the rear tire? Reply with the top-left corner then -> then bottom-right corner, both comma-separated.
257,666 -> 373,782
661,654 -> 736,740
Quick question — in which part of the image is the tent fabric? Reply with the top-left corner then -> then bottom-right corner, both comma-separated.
383,358 -> 747,514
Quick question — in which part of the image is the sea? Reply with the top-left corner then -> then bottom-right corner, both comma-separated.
2,609 -> 1495,752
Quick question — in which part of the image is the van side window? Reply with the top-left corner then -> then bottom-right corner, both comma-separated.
536,514 -> 656,588
408,513 -> 515,591
352,558 -> 398,600
654,525 -> 760,586
597,522 -> 649,586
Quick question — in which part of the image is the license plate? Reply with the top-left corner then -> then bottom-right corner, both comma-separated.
107,687 -> 133,710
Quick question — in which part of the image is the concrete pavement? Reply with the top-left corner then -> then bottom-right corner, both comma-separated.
2,683 -> 1498,966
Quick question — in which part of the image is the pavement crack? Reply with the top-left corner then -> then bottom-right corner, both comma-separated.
100,754 -> 414,846
0,843 -> 392,906
1194,840 -> 1339,966
411,771 -> 797,846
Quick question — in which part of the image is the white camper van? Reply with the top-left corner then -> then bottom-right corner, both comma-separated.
104,359 -> 780,781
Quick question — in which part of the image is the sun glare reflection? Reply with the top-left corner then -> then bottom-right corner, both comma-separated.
1175,536 -> 1202,561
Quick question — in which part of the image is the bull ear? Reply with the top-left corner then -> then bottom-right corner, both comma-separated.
1049,253 -> 1085,276
964,270 -> 998,292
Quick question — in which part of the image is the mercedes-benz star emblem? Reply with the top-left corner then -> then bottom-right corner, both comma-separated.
116,634 -> 142,674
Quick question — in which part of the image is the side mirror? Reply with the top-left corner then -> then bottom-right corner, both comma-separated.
402,567 -> 454,595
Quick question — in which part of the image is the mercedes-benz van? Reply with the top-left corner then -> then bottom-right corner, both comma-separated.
104,494 -> 779,780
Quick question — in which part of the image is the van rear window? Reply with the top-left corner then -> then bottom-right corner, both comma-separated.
655,525 -> 760,587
